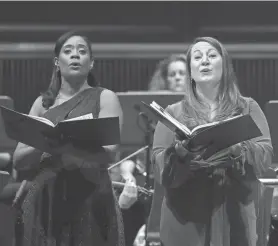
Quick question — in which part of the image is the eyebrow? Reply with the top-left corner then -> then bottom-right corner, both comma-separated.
63,44 -> 88,49
192,48 -> 216,54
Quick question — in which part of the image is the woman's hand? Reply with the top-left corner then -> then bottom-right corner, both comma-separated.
174,140 -> 190,159
206,143 -> 245,162
42,136 -> 80,169
174,136 -> 207,160
190,143 -> 247,171
230,143 -> 245,158
43,134 -> 73,154
13,143 -> 44,171
118,178 -> 138,209
44,134 -> 109,161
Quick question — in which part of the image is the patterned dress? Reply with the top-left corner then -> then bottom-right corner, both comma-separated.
16,87 -> 125,246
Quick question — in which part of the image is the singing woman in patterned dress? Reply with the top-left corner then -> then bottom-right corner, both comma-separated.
13,31 -> 125,246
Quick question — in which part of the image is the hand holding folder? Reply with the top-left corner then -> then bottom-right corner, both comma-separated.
0,105 -> 120,155
141,101 -> 262,159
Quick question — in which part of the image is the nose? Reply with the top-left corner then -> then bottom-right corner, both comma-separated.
201,54 -> 209,65
175,73 -> 186,83
70,48 -> 80,59
175,75 -> 182,81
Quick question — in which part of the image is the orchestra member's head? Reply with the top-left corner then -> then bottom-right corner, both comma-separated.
148,54 -> 187,92
42,31 -> 98,109
184,37 -> 246,120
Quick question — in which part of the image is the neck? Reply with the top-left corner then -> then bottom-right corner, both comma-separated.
196,82 -> 219,106
60,77 -> 90,97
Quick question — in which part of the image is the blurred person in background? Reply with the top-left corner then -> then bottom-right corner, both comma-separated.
111,150 -> 148,246
110,53 -> 188,246
132,53 -> 188,246
148,53 -> 187,92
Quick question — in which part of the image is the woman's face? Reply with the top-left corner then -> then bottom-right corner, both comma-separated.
190,41 -> 223,85
55,35 -> 93,80
166,60 -> 187,92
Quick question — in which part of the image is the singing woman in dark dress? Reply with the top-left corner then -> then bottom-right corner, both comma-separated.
12,31 -> 124,246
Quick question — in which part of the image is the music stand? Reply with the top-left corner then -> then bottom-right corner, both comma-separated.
0,96 -> 17,153
117,91 -> 184,147
265,101 -> 278,168
0,96 -> 18,246
117,91 -> 184,246
259,179 -> 278,188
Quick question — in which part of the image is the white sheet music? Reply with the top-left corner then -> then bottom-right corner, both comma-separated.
63,113 -> 94,122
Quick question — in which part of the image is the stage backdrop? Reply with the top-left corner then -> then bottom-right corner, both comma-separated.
0,43 -> 278,114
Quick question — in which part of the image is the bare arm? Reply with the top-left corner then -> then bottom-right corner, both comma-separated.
13,96 -> 46,171
120,160 -> 136,180
118,178 -> 138,209
98,89 -> 123,158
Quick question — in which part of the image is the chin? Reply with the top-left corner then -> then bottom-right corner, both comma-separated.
69,70 -> 83,75
65,73 -> 87,83
197,78 -> 215,84
68,71 -> 87,78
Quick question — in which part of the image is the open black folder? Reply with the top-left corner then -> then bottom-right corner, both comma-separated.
141,101 -> 262,159
0,106 -> 120,154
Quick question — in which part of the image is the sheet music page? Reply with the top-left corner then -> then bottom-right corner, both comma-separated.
190,114 -> 243,134
62,113 -> 94,122
150,101 -> 191,135
28,115 -> 55,127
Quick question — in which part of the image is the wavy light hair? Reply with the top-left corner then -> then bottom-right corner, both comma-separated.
148,54 -> 187,91
183,37 -> 246,123
41,31 -> 98,109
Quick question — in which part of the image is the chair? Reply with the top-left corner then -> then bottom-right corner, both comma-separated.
0,96 -> 17,246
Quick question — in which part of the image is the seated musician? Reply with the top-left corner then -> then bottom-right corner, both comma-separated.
134,53 -> 187,246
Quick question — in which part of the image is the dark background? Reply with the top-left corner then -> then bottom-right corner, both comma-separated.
0,1 -> 278,43
0,3 -> 277,246
0,1 -> 278,113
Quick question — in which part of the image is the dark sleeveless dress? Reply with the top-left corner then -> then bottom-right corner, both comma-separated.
16,87 -> 125,246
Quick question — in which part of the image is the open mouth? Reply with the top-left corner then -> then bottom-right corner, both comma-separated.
201,68 -> 211,73
69,62 -> 81,67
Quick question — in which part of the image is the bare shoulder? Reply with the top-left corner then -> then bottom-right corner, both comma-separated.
29,95 -> 47,116
100,89 -> 120,107
100,89 -> 118,100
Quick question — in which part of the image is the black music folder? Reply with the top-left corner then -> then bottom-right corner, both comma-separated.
0,105 -> 120,154
141,101 -> 262,159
